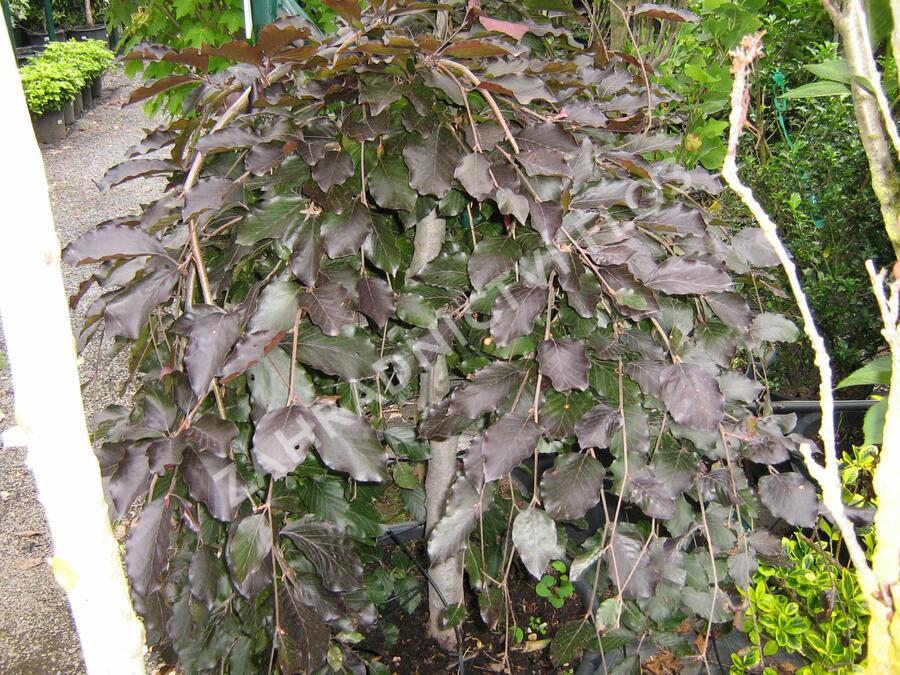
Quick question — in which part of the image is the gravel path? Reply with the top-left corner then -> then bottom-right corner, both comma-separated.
0,67 -> 163,674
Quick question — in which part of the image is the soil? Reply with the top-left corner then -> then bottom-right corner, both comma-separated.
361,556 -> 586,675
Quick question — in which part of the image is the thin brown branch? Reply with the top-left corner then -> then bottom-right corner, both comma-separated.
436,59 -> 520,153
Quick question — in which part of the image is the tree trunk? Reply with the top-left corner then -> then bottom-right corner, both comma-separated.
421,355 -> 463,650
0,27 -> 146,675
608,1 -> 629,52
84,0 -> 94,27
832,0 -> 900,258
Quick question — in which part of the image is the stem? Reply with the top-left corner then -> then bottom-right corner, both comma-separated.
436,59 -> 520,153
189,219 -> 227,418
266,481 -> 281,675
288,308 -> 303,405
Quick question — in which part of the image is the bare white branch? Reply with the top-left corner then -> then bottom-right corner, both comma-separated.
720,33 -> 878,598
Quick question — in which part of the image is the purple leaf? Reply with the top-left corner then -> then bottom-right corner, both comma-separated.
281,515 -> 364,591
185,310 -> 242,397
660,362 -> 724,432
646,258 -> 733,295
537,338 -> 589,392
182,450 -> 247,522
63,223 -> 165,265
540,453 -> 605,520
253,405 -> 315,479
482,413 -> 543,481
125,498 -> 172,596
490,283 -> 546,347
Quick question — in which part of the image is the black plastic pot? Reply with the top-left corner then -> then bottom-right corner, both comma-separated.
66,25 -> 108,42
91,76 -> 103,100
24,28 -> 65,46
81,84 -> 93,109
13,26 -> 29,49
15,46 -> 44,66
62,100 -> 75,126
73,90 -> 84,117
32,109 -> 67,143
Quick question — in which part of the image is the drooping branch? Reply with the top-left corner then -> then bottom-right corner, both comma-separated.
436,59 -> 520,154
182,86 -> 252,419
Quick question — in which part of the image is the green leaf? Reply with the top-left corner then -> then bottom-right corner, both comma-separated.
524,0 -> 575,11
237,194 -> 308,245
226,513 -> 272,597
247,347 -> 315,412
364,214 -> 404,276
368,156 -> 418,212
837,356 -> 891,388
442,603 -> 466,628
392,462 -> 420,489
863,398 -> 888,446
248,281 -> 299,333
803,59 -> 851,84
396,293 -> 437,329
281,515 -> 364,591
550,620 -> 599,667
296,323 -> 380,382
780,81 -> 850,99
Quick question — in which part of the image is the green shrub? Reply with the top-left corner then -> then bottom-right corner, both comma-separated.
41,39 -> 115,80
19,39 -> 115,115
733,445 -> 875,673
19,60 -> 81,115
719,89 -> 890,389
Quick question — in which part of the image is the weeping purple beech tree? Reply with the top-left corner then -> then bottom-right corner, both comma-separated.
64,0 -> 815,670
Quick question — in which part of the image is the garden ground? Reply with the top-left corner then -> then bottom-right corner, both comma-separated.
0,67 -> 162,674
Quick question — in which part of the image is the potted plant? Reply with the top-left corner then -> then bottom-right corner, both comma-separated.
40,39 -> 113,104
19,60 -> 81,142
74,39 -> 114,98
65,0 -> 108,42
24,27 -> 66,46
